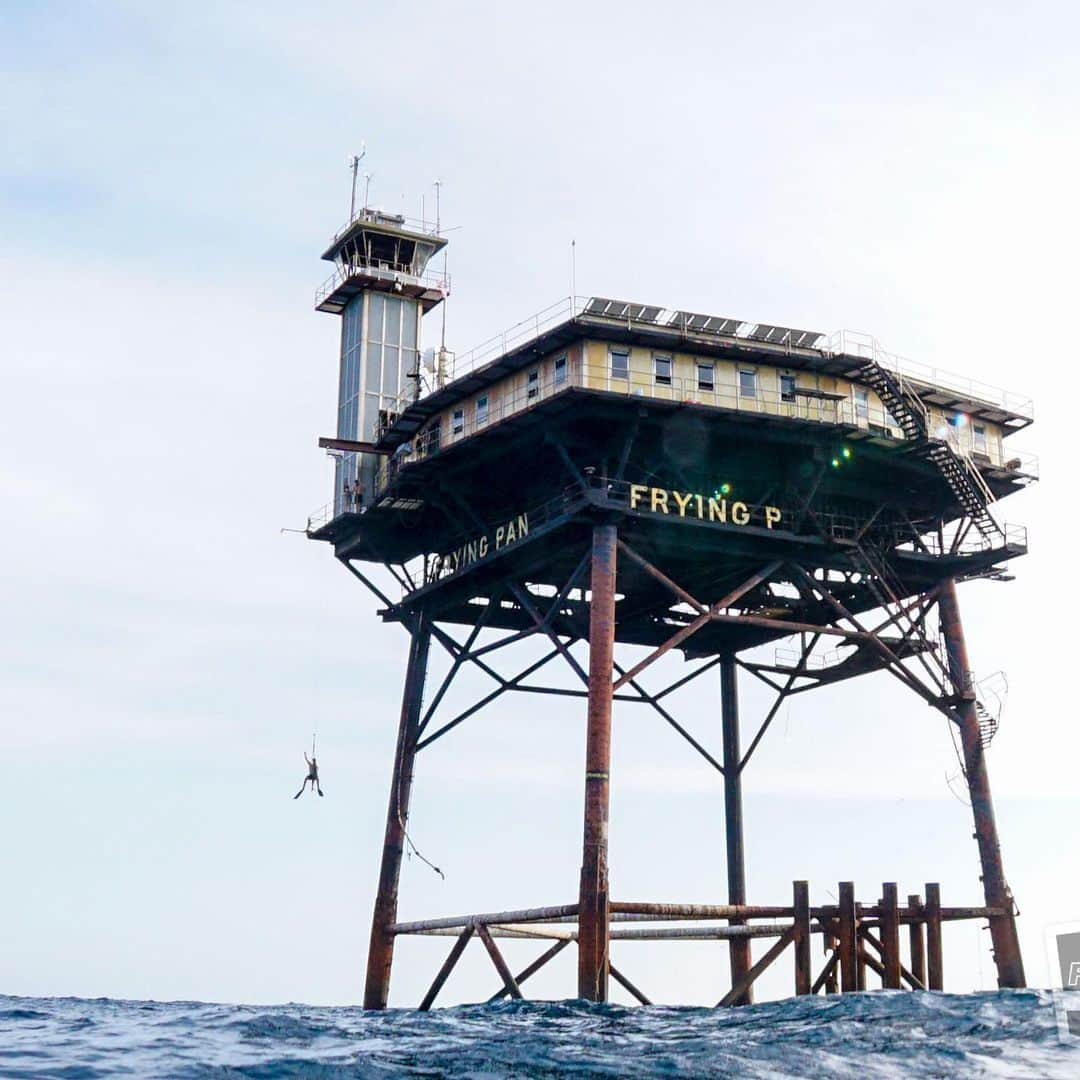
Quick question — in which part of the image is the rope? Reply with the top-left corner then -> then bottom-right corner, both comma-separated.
395,760 -> 444,879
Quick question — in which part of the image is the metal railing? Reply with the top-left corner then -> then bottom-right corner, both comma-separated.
315,260 -> 450,309
414,298 -> 1033,420
825,330 -> 1033,420
895,520 -> 1027,558
372,359 -> 1033,502
328,207 -> 443,243
996,447 -> 1038,479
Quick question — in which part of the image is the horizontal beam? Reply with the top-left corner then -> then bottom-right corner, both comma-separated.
404,922 -> 817,941
394,901 -> 999,935
318,436 -> 390,455
610,902 -> 793,919
392,904 -> 579,934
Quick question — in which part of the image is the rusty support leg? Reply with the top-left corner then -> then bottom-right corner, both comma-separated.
908,893 -> 927,989
881,883 -> 901,989
476,922 -> 523,999
718,926 -> 798,1007
938,579 -> 1026,988
609,963 -> 653,1006
838,882 -> 858,992
419,923 -> 474,1011
812,951 -> 840,995
486,939 -> 571,1003
364,612 -> 432,1010
794,880 -> 812,995
925,882 -> 944,990
577,524 -> 617,1002
721,654 -> 752,1004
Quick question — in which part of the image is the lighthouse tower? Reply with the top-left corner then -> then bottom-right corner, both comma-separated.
315,206 -> 448,511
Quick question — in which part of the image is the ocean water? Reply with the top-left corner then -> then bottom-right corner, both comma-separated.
2,990 -> 1077,1079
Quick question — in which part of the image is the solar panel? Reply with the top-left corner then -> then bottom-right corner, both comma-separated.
745,323 -> 823,347
744,324 -> 775,342
668,311 -> 743,336
790,329 -> 824,348
585,298 -> 663,322
704,316 -> 740,336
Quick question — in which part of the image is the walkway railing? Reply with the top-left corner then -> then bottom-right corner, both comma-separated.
407,297 -> 1033,420
392,880 -> 998,1008
373,359 -> 1032,500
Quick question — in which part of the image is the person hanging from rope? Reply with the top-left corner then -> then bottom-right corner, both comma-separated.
294,749 -> 323,799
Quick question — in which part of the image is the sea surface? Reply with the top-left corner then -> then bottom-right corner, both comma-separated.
2,990 -> 1077,1079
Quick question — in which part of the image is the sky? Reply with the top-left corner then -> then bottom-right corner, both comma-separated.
1,0 -> 1078,1009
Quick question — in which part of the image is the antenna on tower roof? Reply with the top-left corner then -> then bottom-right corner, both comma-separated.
435,179 -> 448,352
347,144 -> 367,220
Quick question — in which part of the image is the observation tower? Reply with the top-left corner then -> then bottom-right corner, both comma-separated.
308,211 -> 1037,1008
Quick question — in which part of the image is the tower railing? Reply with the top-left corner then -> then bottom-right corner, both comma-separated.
314,260 -> 450,309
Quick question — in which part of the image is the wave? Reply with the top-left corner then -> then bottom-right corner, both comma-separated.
1,989 -> 1077,1079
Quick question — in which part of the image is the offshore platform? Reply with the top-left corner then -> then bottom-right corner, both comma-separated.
307,202 -> 1037,1008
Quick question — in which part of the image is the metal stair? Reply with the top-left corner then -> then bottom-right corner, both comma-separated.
975,700 -> 998,748
859,362 -> 927,440
858,359 -> 1003,543
840,538 -> 1006,748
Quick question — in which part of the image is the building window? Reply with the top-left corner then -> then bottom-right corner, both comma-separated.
973,424 -> 987,453
427,419 -> 441,453
780,373 -> 797,402
452,407 -> 464,435
738,369 -> 757,398
611,347 -> 629,379
554,355 -> 568,386
697,363 -> 714,391
527,369 -> 539,399
654,354 -> 672,386
476,394 -> 489,425
854,388 -> 869,420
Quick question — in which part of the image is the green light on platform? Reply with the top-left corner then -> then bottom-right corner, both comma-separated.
715,483 -> 732,497
842,447 -> 852,460
831,457 -> 840,468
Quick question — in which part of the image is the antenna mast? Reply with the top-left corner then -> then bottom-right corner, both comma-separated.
435,179 -> 448,355
348,144 -> 367,220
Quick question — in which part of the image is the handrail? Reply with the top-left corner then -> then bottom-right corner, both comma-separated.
372,360 -> 1032,501
826,330 -> 1033,419
314,261 -> 450,309
411,298 -> 1033,420
329,207 -> 443,243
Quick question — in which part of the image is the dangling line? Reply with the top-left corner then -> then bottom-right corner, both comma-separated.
395,744 -> 444,880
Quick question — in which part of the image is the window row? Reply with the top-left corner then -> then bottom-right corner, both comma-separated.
433,355 -> 570,446
606,349 -> 909,428
609,347 -> 798,402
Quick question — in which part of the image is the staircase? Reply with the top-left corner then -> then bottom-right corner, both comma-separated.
860,362 -> 927,440
975,700 -> 998,748
842,538 -> 1006,748
859,358 -> 1003,544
